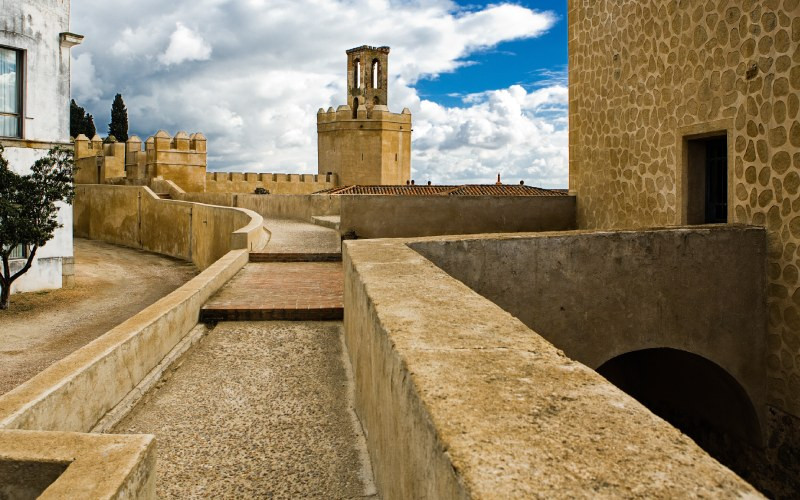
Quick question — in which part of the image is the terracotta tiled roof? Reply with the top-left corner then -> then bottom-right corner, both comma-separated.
314,185 -> 568,196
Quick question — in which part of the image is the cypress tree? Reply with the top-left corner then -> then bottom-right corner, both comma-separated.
108,93 -> 128,142
70,99 -> 86,138
85,114 -> 96,138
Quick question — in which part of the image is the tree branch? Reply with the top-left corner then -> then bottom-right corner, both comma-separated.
9,246 -> 38,283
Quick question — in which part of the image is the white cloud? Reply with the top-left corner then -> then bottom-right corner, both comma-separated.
159,23 -> 212,66
70,53 -> 103,104
70,0 -> 566,186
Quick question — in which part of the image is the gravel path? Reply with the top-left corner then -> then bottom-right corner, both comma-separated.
113,321 -> 376,499
263,218 -> 341,254
0,238 -> 196,395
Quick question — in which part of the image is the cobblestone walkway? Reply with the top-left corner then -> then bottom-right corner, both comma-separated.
113,218 -> 374,498
263,218 -> 341,254
113,322 -> 376,499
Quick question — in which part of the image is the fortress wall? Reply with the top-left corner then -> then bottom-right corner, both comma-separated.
411,226 -> 768,435
73,184 -> 266,270
568,0 -> 800,423
339,195 -> 576,238
205,171 -> 338,195
343,236 -> 760,499
171,191 -> 342,222
235,193 -> 340,221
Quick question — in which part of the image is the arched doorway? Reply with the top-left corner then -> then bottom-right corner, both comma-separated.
598,348 -> 764,488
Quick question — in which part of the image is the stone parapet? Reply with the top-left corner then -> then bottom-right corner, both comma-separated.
73,134 -> 126,184
343,233 -> 763,499
205,171 -> 338,195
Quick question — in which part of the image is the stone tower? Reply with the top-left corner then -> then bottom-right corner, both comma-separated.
347,45 -> 389,111
317,45 -> 412,186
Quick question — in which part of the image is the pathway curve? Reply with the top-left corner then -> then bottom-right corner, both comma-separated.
0,238 -> 196,395
113,218 -> 377,498
263,217 -> 341,253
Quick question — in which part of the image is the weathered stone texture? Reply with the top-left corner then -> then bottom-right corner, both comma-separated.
569,0 -> 800,419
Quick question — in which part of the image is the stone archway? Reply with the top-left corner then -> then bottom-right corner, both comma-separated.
598,347 -> 761,446
597,347 -> 764,488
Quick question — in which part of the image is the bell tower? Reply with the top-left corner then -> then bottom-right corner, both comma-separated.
318,45 -> 411,186
347,45 -> 390,114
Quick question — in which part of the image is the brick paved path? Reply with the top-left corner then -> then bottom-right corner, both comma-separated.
200,262 -> 343,321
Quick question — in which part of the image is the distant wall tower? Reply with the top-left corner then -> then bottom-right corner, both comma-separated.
318,45 -> 411,186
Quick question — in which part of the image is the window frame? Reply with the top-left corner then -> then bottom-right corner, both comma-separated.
0,44 -> 25,139
9,244 -> 28,261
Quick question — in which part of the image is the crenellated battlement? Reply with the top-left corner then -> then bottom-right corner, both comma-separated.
73,134 -> 126,184
124,130 -> 207,191
205,171 -> 338,195
346,45 -> 390,54
316,105 -> 412,125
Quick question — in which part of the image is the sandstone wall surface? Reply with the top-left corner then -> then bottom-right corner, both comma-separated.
73,184 -> 266,269
411,226 -> 767,440
343,236 -> 761,499
205,172 -> 337,195
339,195 -> 576,238
569,0 -> 800,419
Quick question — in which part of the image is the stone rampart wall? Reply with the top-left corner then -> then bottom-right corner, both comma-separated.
343,235 -> 760,498
73,185 -> 266,269
568,0 -> 800,419
205,171 -> 338,195
339,195 -> 576,238
411,226 -> 768,437
0,185 -> 265,497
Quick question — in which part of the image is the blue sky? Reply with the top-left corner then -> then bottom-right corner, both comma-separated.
417,1 -> 567,107
71,0 -> 570,187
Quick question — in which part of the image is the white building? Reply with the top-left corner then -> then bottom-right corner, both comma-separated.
1,0 -> 82,293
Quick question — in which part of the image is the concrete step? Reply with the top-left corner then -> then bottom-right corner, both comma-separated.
311,215 -> 341,231
249,252 -> 341,263
156,193 -> 172,200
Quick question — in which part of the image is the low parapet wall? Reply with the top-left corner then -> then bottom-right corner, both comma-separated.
343,235 -> 761,498
74,184 -> 267,269
339,194 -> 576,238
205,171 -> 338,195
0,185 -> 265,497
410,226 -> 767,440
171,191 -> 342,222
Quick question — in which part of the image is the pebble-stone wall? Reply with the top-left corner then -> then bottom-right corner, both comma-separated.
568,0 -> 800,419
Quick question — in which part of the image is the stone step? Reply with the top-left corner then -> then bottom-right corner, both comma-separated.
311,215 -> 341,231
249,252 -> 341,263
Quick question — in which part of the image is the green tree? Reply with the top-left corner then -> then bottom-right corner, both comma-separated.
70,99 -> 86,138
108,93 -> 128,142
0,146 -> 75,310
85,114 -> 96,138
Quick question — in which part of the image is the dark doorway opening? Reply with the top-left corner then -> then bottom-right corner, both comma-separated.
686,135 -> 728,224
597,348 -> 779,494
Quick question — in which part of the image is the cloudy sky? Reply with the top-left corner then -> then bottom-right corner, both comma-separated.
71,0 -> 568,187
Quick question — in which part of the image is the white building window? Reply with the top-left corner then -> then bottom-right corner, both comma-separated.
9,245 -> 27,260
0,47 -> 22,138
